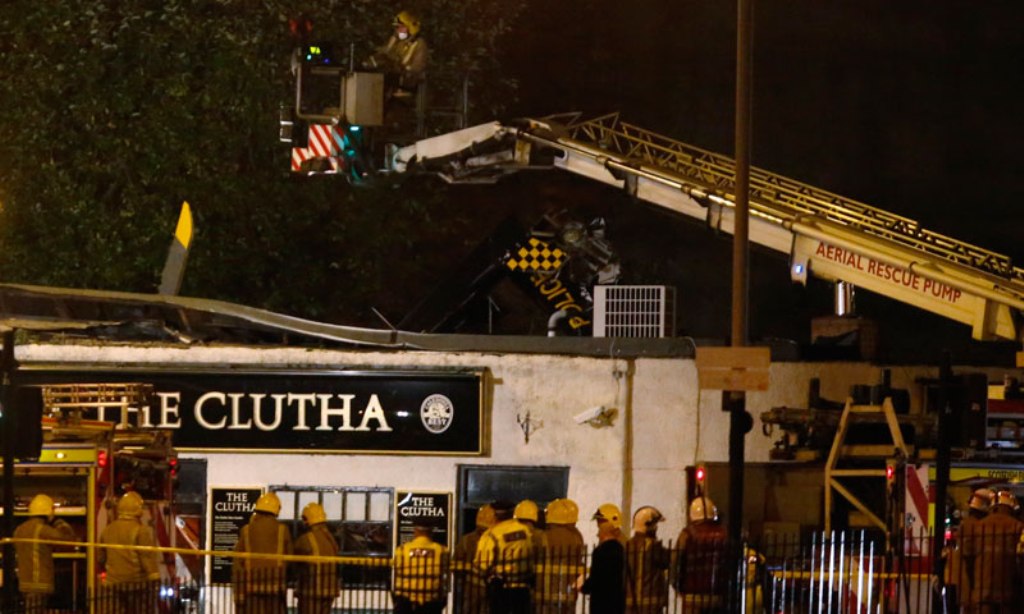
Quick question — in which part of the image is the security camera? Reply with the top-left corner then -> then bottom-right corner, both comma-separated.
574,405 -> 607,425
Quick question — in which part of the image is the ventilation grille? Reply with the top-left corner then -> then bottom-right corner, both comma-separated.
593,286 -> 676,338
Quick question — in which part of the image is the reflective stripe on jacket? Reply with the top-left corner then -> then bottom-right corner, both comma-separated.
99,518 -> 161,584
475,519 -> 535,588
625,534 -> 669,608
536,525 -> 586,605
295,523 -> 339,598
14,517 -> 76,593
233,513 -> 293,596
393,535 -> 448,603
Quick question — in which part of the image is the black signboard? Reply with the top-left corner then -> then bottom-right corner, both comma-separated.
209,487 -> 262,584
17,367 -> 484,454
395,491 -> 451,549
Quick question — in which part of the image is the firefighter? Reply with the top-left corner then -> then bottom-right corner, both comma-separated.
393,522 -> 448,614
536,498 -> 585,614
578,503 -> 626,614
946,488 -> 995,609
366,10 -> 428,98
474,499 -> 535,614
14,493 -> 78,610
625,506 -> 670,614
294,502 -> 339,614
674,496 -> 728,613
98,492 -> 161,614
514,499 -> 546,550
453,504 -> 495,614
232,492 -> 293,614
961,489 -> 1024,613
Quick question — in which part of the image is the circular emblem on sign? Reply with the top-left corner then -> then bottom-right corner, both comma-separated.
420,394 -> 454,434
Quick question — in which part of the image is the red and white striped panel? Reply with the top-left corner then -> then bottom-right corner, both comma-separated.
291,124 -> 346,172
308,124 -> 344,157
904,463 -> 931,555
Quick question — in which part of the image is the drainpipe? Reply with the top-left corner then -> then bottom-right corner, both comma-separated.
547,309 -> 568,337
619,359 -> 636,525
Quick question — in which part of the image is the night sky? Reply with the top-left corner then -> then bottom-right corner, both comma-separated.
488,1 -> 1022,359
506,1 -> 1023,261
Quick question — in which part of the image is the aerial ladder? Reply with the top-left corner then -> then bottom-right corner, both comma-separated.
376,113 -> 1024,359
286,59 -> 1024,359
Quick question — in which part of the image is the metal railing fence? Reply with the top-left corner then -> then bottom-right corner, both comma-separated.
5,526 -> 1024,613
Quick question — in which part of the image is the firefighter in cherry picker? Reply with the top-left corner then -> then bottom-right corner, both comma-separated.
14,493 -> 79,611
366,11 -> 428,101
365,10 -> 428,135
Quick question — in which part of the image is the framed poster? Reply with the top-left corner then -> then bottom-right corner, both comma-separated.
395,491 -> 452,549
208,486 -> 263,584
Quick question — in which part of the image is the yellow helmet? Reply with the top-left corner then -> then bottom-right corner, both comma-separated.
632,505 -> 664,533
995,490 -> 1020,511
592,503 -> 622,529
116,492 -> 144,519
689,497 -> 718,523
475,504 -> 497,529
545,498 -> 579,525
28,494 -> 55,518
255,492 -> 282,516
968,488 -> 995,512
302,502 -> 327,525
514,499 -> 539,523
394,11 -> 421,37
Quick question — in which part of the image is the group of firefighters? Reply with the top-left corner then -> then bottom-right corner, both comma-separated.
944,488 -> 1024,613
451,496 -> 742,614
11,488 -> 737,614
13,491 -> 161,613
226,492 -> 739,614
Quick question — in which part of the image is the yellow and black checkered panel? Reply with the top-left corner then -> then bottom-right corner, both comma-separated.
504,238 -> 566,272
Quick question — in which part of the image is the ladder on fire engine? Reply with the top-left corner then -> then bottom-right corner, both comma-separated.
823,398 -> 907,534
392,113 -> 1024,360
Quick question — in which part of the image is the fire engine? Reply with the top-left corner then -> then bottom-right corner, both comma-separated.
2,383 -> 180,611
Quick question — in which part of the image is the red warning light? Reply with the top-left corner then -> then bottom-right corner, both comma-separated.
696,466 -> 706,483
886,465 -> 895,481
97,450 -> 108,469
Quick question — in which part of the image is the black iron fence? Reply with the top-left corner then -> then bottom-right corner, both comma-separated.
7,526 -> 1024,612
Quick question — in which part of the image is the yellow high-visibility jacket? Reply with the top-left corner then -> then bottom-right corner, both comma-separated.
536,524 -> 586,605
475,519 -> 536,589
99,518 -> 161,584
625,534 -> 670,610
393,535 -> 448,604
295,523 -> 340,598
233,513 -> 293,597
14,517 -> 76,593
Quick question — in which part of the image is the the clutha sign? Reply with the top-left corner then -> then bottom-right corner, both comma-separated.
17,367 -> 484,455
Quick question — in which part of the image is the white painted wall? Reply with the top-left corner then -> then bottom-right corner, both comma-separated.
16,343 -> 1022,543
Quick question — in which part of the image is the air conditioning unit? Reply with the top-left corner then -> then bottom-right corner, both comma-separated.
593,285 -> 676,338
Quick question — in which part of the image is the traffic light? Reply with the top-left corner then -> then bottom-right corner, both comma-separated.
693,463 -> 708,499
886,462 -> 898,494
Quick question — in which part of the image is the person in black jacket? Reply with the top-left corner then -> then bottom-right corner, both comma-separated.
577,503 -> 626,614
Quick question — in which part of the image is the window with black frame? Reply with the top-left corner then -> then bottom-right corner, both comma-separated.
272,485 -> 394,589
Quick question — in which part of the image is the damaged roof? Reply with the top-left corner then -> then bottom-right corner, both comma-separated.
0,283 -> 695,358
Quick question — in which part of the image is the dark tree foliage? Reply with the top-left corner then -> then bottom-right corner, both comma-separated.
0,0 -> 523,324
